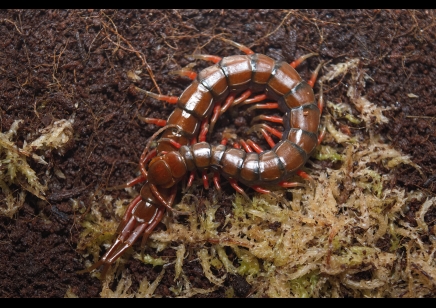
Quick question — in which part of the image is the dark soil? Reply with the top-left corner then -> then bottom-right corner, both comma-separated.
0,9 -> 435,297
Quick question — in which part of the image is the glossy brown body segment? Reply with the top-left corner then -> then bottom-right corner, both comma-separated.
86,50 -> 322,276
149,53 -> 320,187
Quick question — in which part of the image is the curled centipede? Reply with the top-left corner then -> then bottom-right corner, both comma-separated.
79,39 -> 324,278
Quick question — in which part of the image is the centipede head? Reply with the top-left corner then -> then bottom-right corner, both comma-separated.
147,151 -> 188,188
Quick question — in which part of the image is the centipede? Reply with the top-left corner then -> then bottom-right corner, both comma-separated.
79,39 -> 324,278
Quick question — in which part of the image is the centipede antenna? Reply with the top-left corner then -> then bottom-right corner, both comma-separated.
158,138 -> 182,149
143,124 -> 181,156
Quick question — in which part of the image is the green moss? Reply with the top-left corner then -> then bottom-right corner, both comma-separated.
289,271 -> 319,298
135,254 -> 166,267
314,145 -> 344,162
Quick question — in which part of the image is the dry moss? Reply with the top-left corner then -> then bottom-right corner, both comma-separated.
0,118 -> 74,217
78,59 -> 434,297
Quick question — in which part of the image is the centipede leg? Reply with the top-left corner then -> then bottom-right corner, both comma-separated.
190,54 -> 222,64
169,68 -> 197,80
317,83 -> 324,114
232,89 -> 253,107
187,171 -> 196,188
219,93 -> 236,115
251,185 -> 271,194
318,126 -> 326,145
261,128 -> 276,148
209,101 -> 222,135
247,102 -> 280,112
202,170 -> 210,189
308,61 -> 324,88
242,94 -> 268,105
199,118 -> 210,142
213,172 -> 221,191
229,178 -> 249,199
139,117 -> 167,127
239,139 -> 253,152
221,38 -> 254,55
220,89 -> 253,116
246,139 -> 263,154
135,87 -> 178,104
251,115 -> 283,125
290,52 -> 318,69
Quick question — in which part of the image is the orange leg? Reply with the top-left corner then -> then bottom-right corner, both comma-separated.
233,141 -> 241,149
318,126 -> 326,145
232,89 -> 253,107
138,117 -> 167,127
229,178 -> 249,199
202,170 -> 209,190
296,170 -> 312,181
308,61 -> 324,88
135,87 -> 178,104
252,115 -> 283,125
213,172 -> 221,191
247,102 -> 280,112
290,52 -> 318,69
190,54 -> 222,64
261,128 -> 276,148
187,171 -> 196,188
219,93 -> 236,116
242,94 -> 268,105
220,89 -> 252,116
251,185 -> 270,194
199,118 -> 210,142
246,139 -> 263,154
278,181 -> 301,188
209,101 -> 222,136
221,38 -> 254,55
239,139 -> 253,153
169,68 -> 197,80
318,83 -> 324,114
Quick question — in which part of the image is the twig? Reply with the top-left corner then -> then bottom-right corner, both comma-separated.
100,12 -> 162,94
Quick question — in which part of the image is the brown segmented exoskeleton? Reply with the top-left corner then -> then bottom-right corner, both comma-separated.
79,39 -> 324,278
